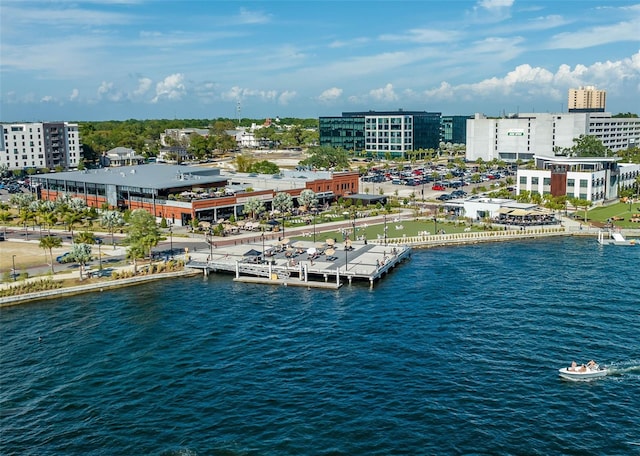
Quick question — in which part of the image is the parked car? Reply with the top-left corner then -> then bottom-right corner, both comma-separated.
56,252 -> 72,263
436,194 -> 452,201
432,184 -> 446,191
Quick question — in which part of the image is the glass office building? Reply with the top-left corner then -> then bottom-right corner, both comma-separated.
319,110 -> 443,158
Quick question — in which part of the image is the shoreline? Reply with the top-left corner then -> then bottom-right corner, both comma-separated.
0,269 -> 199,308
2,224 -> 638,307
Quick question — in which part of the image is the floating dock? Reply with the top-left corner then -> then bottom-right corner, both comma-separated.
597,230 -> 638,246
187,239 -> 411,288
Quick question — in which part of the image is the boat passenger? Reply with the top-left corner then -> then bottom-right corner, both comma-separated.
579,364 -> 587,372
570,361 -> 577,371
586,360 -> 597,369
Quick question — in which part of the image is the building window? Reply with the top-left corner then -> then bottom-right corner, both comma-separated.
532,177 -> 539,185
519,176 -> 526,185
567,179 -> 574,187
543,178 -> 551,185
579,179 -> 588,188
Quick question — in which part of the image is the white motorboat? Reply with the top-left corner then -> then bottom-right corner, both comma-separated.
559,361 -> 608,381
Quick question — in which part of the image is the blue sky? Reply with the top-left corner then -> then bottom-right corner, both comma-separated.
1,0 -> 639,122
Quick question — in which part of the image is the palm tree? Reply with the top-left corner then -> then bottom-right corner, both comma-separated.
100,210 -> 124,249
39,235 -> 62,274
68,243 -> 93,280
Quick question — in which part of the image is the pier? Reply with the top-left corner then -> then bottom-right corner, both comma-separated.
186,239 -> 412,288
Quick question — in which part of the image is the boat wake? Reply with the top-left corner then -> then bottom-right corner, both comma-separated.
602,360 -> 640,377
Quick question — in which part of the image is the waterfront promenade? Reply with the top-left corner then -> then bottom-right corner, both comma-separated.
2,212 -> 638,305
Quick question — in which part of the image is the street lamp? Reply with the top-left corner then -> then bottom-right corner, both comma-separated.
383,214 -> 388,246
168,224 -> 173,257
313,207 -> 317,243
96,238 -> 103,271
209,227 -> 213,260
261,230 -> 265,264
12,254 -> 16,281
352,212 -> 356,240
434,215 -> 438,235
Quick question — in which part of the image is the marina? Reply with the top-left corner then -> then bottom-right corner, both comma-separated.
186,238 -> 412,288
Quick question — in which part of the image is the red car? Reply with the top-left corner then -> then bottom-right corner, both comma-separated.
432,184 -> 446,191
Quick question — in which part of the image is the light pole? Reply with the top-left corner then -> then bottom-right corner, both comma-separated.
313,208 -> 317,243
352,212 -> 356,240
383,214 -> 388,246
261,230 -> 265,264
97,238 -> 103,271
434,215 -> 438,235
12,254 -> 16,281
168,224 -> 173,257
209,227 -> 213,260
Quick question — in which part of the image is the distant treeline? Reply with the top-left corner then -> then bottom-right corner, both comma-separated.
77,117 -> 319,163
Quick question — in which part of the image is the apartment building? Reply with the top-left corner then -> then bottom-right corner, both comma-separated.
0,122 -> 81,171
568,86 -> 606,113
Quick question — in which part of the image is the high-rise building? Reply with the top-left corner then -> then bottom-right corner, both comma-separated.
1,122 -> 82,171
568,86 -> 606,113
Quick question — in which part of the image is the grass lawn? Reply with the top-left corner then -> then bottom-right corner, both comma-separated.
301,219 -> 481,243
588,202 -> 640,228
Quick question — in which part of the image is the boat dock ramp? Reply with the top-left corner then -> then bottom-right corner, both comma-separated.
186,239 -> 411,288
597,229 -> 638,246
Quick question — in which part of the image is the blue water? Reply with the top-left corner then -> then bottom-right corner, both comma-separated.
1,237 -> 639,455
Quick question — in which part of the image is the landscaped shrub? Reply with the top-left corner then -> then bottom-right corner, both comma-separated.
0,279 -> 63,297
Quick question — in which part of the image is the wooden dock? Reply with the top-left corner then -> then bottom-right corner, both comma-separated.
187,239 -> 411,288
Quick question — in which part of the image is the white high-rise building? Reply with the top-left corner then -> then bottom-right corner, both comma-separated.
466,112 -> 640,162
0,122 -> 82,171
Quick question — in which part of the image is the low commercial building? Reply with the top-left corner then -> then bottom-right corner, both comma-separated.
516,156 -> 640,203
31,164 -> 359,226
466,112 -> 640,162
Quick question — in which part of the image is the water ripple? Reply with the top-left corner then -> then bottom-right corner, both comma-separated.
1,237 -> 639,455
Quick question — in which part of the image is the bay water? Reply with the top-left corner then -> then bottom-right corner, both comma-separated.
1,236 -> 639,455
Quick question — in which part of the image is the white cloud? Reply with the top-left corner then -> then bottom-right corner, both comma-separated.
221,86 -> 277,102
133,78 -> 153,97
69,89 -> 79,101
546,19 -> 640,50
478,0 -> 514,10
278,91 -> 297,105
40,95 -> 56,103
97,81 -> 124,101
423,51 -> 640,103
235,8 -> 271,25
318,87 -> 343,102
152,73 -> 186,103
379,28 -> 460,44
369,83 -> 398,102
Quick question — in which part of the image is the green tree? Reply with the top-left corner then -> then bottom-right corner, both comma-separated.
570,198 -> 592,222
570,135 -> 611,157
100,210 -> 124,248
243,197 -> 266,219
272,192 -> 293,214
297,189 -> 318,212
249,160 -> 279,174
39,235 -> 63,274
299,145 -> 350,170
68,243 -> 93,280
124,209 -> 162,266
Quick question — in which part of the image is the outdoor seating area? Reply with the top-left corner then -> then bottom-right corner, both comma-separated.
493,207 -> 559,226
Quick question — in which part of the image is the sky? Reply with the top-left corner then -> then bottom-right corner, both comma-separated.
1,0 -> 639,122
